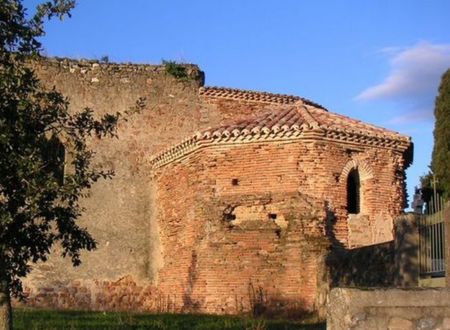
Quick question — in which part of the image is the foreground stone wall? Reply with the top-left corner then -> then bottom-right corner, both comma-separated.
329,214 -> 419,288
328,241 -> 396,287
328,288 -> 450,330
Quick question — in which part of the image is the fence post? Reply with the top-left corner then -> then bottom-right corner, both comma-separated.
394,213 -> 419,287
445,202 -> 450,287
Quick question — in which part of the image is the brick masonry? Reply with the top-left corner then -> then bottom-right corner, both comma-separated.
17,58 -> 412,314
151,135 -> 408,312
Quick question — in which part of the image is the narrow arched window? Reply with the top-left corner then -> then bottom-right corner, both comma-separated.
43,137 -> 65,185
347,168 -> 360,214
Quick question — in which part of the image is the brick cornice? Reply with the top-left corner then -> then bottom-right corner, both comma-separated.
150,89 -> 412,170
150,121 -> 411,171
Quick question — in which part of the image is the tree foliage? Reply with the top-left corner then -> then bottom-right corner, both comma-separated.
430,69 -> 450,200
0,0 -> 143,309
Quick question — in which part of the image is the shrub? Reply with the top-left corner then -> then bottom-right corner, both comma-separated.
163,60 -> 189,80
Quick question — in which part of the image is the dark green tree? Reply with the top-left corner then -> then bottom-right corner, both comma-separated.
0,1 -> 143,328
430,69 -> 450,200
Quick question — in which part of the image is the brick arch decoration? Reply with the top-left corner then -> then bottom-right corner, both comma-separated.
339,159 -> 374,182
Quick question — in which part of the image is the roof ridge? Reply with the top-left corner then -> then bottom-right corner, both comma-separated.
295,102 -> 319,129
199,86 -> 327,110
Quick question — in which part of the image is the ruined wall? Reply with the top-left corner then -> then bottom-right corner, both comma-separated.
21,58 -> 207,310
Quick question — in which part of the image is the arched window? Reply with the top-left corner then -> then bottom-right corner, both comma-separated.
347,168 -> 360,214
43,137 -> 65,185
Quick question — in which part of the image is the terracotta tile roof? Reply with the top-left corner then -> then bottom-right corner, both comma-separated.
199,86 -> 327,110
150,94 -> 412,170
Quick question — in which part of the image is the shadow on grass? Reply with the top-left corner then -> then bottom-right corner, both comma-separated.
13,309 -> 326,330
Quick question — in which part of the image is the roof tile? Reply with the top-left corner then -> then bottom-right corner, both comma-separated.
150,87 -> 412,169
200,86 -> 326,110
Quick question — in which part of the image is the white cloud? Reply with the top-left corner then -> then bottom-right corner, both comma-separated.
386,108 -> 433,125
356,42 -> 450,114
357,42 -> 450,101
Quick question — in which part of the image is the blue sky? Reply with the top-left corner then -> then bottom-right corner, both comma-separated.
25,0 -> 450,208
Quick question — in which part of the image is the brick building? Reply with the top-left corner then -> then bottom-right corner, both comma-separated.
149,87 -> 412,312
20,59 -> 412,314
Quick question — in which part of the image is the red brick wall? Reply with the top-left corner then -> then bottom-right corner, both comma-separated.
196,140 -> 406,247
155,162 -> 328,313
152,138 -> 407,313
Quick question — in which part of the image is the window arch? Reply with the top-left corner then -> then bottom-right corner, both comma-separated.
43,137 -> 65,185
347,168 -> 360,214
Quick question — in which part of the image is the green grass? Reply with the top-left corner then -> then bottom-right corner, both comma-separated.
13,309 -> 326,330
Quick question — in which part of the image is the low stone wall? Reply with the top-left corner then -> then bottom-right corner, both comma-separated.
328,241 -> 395,287
328,213 -> 419,288
327,288 -> 450,330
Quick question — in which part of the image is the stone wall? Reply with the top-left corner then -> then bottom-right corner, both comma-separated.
20,58 -> 207,311
328,241 -> 396,287
329,213 -> 419,288
327,288 -> 450,330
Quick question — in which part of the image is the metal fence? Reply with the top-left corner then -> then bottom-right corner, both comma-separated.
418,195 -> 446,278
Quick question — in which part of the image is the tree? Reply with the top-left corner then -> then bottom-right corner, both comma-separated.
0,1 -> 143,328
430,69 -> 450,200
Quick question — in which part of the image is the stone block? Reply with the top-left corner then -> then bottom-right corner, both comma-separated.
328,288 -> 450,330
388,317 -> 414,330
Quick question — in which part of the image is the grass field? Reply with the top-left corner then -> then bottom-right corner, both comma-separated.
13,309 -> 326,330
